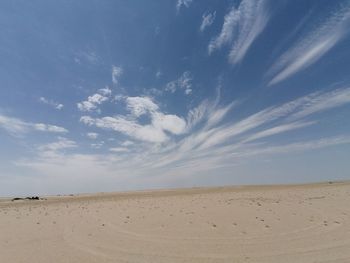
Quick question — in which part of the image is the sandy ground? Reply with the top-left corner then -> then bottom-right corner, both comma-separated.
1,182 -> 350,263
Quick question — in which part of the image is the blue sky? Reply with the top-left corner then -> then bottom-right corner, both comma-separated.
1,0 -> 350,196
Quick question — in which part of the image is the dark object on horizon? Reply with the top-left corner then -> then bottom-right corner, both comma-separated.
27,196 -> 40,200
11,196 -> 40,201
11,197 -> 23,201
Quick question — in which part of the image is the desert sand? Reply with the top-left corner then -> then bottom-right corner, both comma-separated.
1,182 -> 350,263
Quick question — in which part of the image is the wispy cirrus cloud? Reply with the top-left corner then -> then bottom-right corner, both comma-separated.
74,50 -> 100,65
176,0 -> 193,12
237,135 -> 350,158
165,71 -> 193,95
208,0 -> 269,64
142,86 -> 350,170
196,87 -> 350,151
0,113 -> 68,136
200,11 -> 216,32
112,65 -> 123,85
241,121 -> 316,143
289,87 -> 350,120
267,3 -> 350,86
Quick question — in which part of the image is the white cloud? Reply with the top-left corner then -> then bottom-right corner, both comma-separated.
200,11 -> 216,32
77,94 -> 108,112
34,123 -> 68,133
176,0 -> 193,12
79,116 -> 95,126
112,65 -> 123,85
114,94 -> 125,101
80,96 -> 186,143
125,96 -> 159,117
0,114 -> 68,136
267,4 -> 350,85
86,132 -> 98,139
56,104 -> 64,110
77,88 -> 112,112
39,97 -> 64,110
152,112 -> 186,135
38,137 -> 77,153
81,115 -> 168,143
91,141 -> 104,149
98,87 -> 112,96
208,0 -> 269,64
165,71 -> 193,95
109,147 -> 128,153
121,140 -> 134,146
184,88 -> 192,95
0,114 -> 31,135
156,70 -> 162,79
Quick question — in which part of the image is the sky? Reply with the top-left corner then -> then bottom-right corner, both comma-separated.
1,0 -> 350,196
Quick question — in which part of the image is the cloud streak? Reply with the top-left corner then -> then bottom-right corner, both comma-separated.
267,3 -> 350,85
0,114 -> 68,136
208,0 -> 269,64
200,11 -> 216,32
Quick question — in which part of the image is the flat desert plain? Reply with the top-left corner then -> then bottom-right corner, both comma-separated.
1,182 -> 350,263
